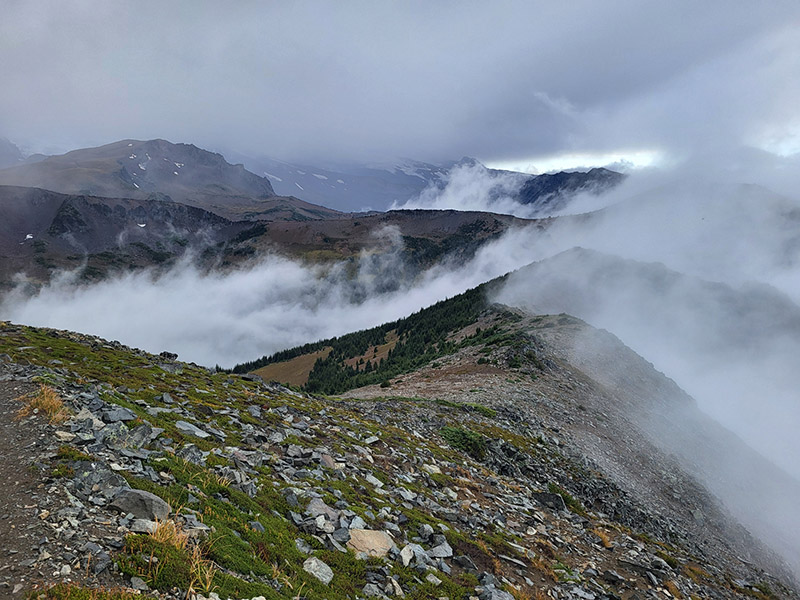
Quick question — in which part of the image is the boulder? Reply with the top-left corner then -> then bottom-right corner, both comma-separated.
532,491 -> 567,512
110,489 -> 170,521
306,498 -> 340,521
400,543 -> 428,567
303,557 -> 334,584
102,406 -> 137,422
347,529 -> 394,558
428,540 -> 453,558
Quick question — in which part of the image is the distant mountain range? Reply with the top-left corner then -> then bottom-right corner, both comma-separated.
0,137 -> 624,217
0,136 -> 622,289
237,152 -> 624,213
0,139 -> 340,221
0,137 -> 24,168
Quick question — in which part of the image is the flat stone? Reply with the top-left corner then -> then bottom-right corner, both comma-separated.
347,529 -> 394,558
110,489 -> 170,521
429,540 -> 453,558
102,407 -> 137,422
306,498 -> 339,521
365,473 -> 384,488
425,573 -> 442,586
303,557 -> 334,584
400,543 -> 428,567
130,519 -> 157,533
54,431 -> 76,442
175,420 -> 211,439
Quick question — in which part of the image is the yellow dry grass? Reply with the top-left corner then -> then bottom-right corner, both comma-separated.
16,383 -> 69,424
665,580 -> 683,599
591,527 -> 613,549
252,347 -> 333,387
149,518 -> 189,550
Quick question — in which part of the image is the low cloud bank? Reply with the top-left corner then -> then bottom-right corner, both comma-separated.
0,225 -> 544,369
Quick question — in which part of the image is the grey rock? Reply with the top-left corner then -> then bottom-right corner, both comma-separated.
307,498 -> 340,522
400,543 -> 428,567
303,556 -> 334,584
110,489 -> 170,521
478,586 -> 514,600
428,540 -> 453,558
102,406 -> 137,422
365,473 -> 384,488
130,519 -> 157,533
175,420 -> 211,439
425,573 -> 442,586
249,521 -> 265,533
363,583 -> 385,597
72,462 -> 128,501
332,527 -> 351,543
93,552 -> 111,574
602,570 -> 626,585
532,491 -> 567,512
130,576 -> 150,591
349,515 -> 367,529
177,443 -> 205,465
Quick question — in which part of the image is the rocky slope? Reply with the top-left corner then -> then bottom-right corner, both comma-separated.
0,186 -> 253,289
2,275 -> 785,600
517,169 -> 624,215
2,314 -> 797,600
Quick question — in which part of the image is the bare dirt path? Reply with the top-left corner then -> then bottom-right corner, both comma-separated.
0,379 -> 55,599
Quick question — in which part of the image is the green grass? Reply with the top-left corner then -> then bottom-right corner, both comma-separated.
440,426 -> 487,460
27,583 -> 141,600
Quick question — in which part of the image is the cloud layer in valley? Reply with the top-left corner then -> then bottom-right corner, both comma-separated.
0,228 -> 539,369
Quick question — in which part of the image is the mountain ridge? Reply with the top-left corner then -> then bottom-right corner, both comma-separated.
1,302 -> 796,599
0,139 -> 343,222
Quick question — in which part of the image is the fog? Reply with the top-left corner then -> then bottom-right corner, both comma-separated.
0,225 -> 541,368
2,153 -> 800,574
2,3 -> 799,165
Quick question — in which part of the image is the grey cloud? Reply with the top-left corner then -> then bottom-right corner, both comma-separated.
1,1 -> 798,164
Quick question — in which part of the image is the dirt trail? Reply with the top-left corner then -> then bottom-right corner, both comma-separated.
0,380 -> 55,598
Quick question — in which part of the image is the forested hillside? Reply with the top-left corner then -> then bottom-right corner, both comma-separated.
232,279 -> 517,393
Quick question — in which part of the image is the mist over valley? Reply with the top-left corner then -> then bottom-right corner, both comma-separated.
2,3 -> 800,598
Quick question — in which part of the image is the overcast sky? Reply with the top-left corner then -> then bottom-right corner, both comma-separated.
2,1 -> 799,168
